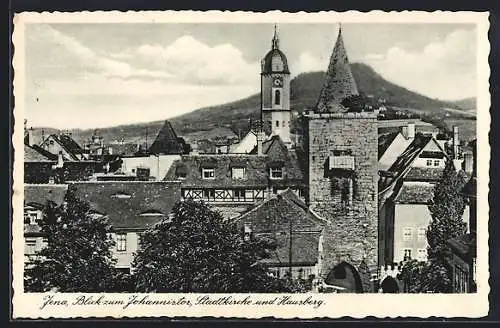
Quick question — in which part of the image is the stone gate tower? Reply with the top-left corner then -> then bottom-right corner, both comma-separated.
261,25 -> 291,145
303,26 -> 379,291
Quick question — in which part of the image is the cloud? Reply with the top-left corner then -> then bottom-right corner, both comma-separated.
29,24 -> 172,80
291,29 -> 477,100
132,35 -> 260,85
364,29 -> 477,100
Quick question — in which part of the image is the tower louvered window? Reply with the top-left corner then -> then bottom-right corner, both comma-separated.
275,90 -> 281,105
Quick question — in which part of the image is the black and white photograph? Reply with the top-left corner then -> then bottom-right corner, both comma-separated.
12,10 -> 490,318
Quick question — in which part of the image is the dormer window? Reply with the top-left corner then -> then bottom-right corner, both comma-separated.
232,167 -> 245,180
202,168 -> 215,179
270,167 -> 283,180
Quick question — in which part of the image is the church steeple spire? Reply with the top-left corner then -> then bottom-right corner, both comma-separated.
315,23 -> 359,113
272,24 -> 280,49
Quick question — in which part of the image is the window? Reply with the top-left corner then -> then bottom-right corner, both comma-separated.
434,160 -> 440,166
403,227 -> 412,241
417,249 -> 427,261
116,234 -> 127,252
25,211 -> 38,225
202,168 -> 215,179
25,239 -> 37,255
234,189 -> 246,200
426,160 -> 433,166
276,120 -> 279,127
270,167 -> 283,179
403,249 -> 412,261
232,167 -> 245,179
275,90 -> 281,105
282,121 -> 285,128
418,227 -> 427,240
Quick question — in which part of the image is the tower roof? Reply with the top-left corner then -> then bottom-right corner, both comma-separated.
148,120 -> 185,155
315,26 -> 359,113
261,25 -> 290,74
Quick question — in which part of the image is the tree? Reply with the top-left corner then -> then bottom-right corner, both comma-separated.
424,159 -> 468,292
400,160 -> 468,293
25,187 -> 118,292
131,200 -> 295,293
341,94 -> 379,113
427,160 -> 468,260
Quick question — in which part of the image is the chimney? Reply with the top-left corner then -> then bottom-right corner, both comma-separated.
464,151 -> 473,174
256,131 -> 263,155
407,123 -> 415,139
41,129 -> 45,143
453,126 -> 459,159
401,126 -> 408,139
56,151 -> 64,168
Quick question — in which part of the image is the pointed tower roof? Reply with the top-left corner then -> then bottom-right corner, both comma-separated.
315,25 -> 359,113
148,120 -> 185,155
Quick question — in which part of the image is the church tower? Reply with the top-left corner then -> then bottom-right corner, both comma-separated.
303,25 -> 379,292
261,25 -> 291,144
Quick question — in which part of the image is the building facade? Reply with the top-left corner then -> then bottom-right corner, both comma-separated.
261,26 -> 292,145
302,27 -> 379,290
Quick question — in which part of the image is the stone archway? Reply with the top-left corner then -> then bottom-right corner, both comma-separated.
381,276 -> 399,293
324,261 -> 364,293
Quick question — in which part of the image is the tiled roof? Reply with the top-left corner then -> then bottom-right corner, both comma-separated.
40,134 -> 84,161
315,28 -> 359,113
404,167 -> 444,182
235,190 -> 324,266
148,120 -> 188,155
393,182 -> 435,204
235,190 -> 325,233
260,231 -> 321,266
24,145 -> 54,162
71,181 -> 181,230
164,144 -> 305,189
24,184 -> 68,207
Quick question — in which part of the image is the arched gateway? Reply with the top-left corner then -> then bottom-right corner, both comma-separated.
324,261 -> 364,293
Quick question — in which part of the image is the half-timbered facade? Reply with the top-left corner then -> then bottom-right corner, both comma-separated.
164,135 -> 306,219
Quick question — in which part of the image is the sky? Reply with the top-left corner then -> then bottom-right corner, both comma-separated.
24,23 -> 477,129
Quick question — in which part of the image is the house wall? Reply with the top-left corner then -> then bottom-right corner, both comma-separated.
412,140 -> 446,169
122,155 -> 180,180
306,112 -> 379,277
261,73 -> 291,111
112,232 -> 140,269
393,203 -> 470,263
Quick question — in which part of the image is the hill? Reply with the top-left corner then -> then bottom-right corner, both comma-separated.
451,97 -> 477,110
168,63 -> 465,135
29,63 -> 475,145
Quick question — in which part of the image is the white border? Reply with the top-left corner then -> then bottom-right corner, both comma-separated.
12,10 -> 490,319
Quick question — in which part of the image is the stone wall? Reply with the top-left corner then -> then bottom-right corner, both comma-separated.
305,112 -> 379,281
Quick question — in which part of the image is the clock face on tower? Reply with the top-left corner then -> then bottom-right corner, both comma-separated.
273,76 -> 283,87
